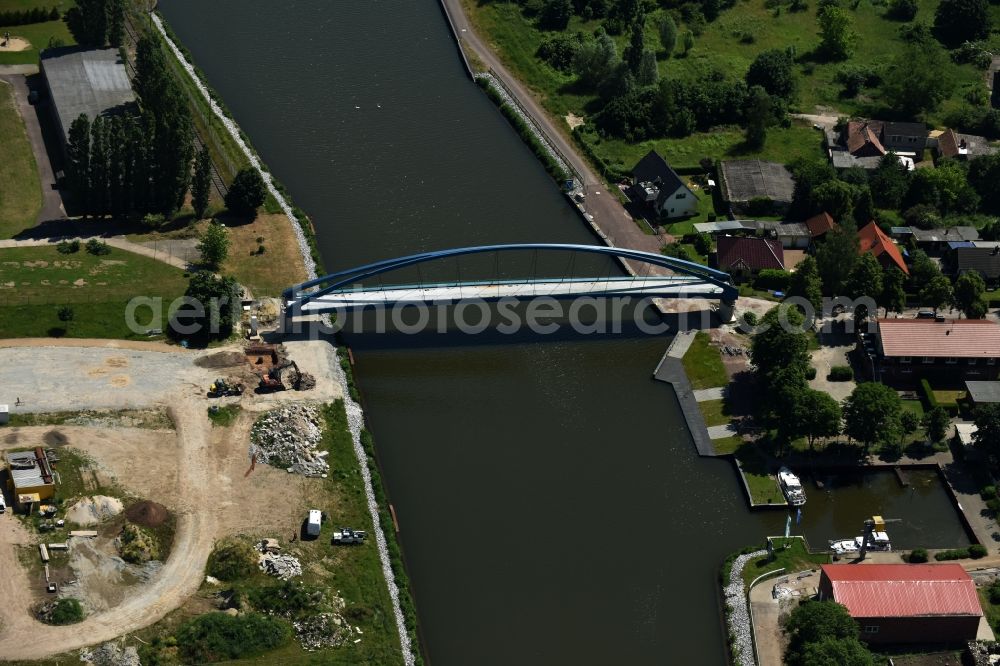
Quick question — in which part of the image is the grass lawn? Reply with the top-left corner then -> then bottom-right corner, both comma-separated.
735,444 -> 784,505
933,389 -> 966,405
462,0 -> 991,179
0,245 -> 188,339
900,399 -> 925,419
714,434 -> 743,455
740,537 -> 829,589
980,589 -> 1000,634
681,331 -> 728,389
700,397 -> 731,427
0,16 -> 75,65
0,79 -> 41,238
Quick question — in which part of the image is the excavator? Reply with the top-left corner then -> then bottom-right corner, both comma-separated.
258,360 -> 314,392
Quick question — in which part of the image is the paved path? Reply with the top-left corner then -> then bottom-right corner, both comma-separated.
0,73 -> 64,225
0,235 -> 190,270
653,354 -> 716,456
694,386 -> 726,402
708,423 -> 739,439
440,0 -> 666,263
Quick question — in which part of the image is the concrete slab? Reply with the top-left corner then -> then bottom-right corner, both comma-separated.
708,423 -> 739,440
694,386 -> 726,402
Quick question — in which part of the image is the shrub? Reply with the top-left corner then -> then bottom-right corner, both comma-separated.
46,598 -> 85,625
245,580 -> 324,619
754,269 -> 792,292
828,366 -> 854,381
225,168 -> 267,219
206,540 -> 258,581
740,311 -> 759,328
56,240 -> 80,254
908,547 -> 928,563
176,612 -> 291,663
805,366 -> 817,380
119,522 -> 159,563
85,239 -> 111,256
970,544 -> 988,559
982,485 -> 997,501
989,580 -> 1000,604
935,547 -> 970,561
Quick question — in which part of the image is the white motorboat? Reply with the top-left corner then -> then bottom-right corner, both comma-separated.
777,467 -> 807,506
830,538 -> 859,555
830,531 -> 892,554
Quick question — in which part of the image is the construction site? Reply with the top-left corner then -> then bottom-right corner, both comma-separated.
0,334 -> 402,663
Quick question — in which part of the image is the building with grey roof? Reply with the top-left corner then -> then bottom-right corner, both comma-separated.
5,448 -> 56,508
966,381 -> 1000,406
40,47 -> 137,147
718,160 -> 795,214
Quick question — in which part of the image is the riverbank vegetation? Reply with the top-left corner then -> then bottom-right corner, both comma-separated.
461,0 -> 1000,176
0,78 -> 42,238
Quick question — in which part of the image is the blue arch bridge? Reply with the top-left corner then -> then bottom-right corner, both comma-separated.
282,244 -> 738,329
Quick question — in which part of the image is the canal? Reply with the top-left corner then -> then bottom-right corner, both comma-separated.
159,2 -> 969,664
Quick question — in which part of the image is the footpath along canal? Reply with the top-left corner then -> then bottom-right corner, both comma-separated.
159,2 -> 972,664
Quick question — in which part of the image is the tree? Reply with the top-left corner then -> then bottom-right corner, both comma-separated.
900,409 -> 920,445
637,50 -> 659,87
922,406 -> 950,443
843,382 -> 903,453
815,226 -> 859,296
198,222 -> 230,269
817,6 -> 857,60
811,180 -> 856,223
659,14 -> 677,56
65,114 -> 91,209
623,17 -> 646,74
192,145 -> 212,220
879,267 -> 907,316
909,249 -> 940,292
750,305 -> 812,383
787,256 -> 823,313
968,153 -> 1000,214
799,637 -> 874,666
887,0 -> 918,21
225,168 -> 267,219
846,253 -> 883,301
800,390 -> 842,448
746,49 -> 795,100
744,85 -> 775,149
107,0 -> 125,47
57,306 -> 74,322
574,29 -> 619,88
954,271 -> 987,318
973,404 -> 1000,462
870,153 -> 909,209
65,0 -> 108,46
882,44 -> 957,118
785,600 -> 860,666
171,271 -> 241,344
683,30 -> 694,54
920,275 -> 953,313
539,0 -> 571,30
934,0 -> 990,47
88,115 -> 109,217
905,160 -> 979,215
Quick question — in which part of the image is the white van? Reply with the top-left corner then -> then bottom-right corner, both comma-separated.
0,494 -> 6,514
306,509 -> 322,537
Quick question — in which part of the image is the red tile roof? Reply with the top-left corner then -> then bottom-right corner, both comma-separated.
847,121 -> 887,157
858,221 -> 909,275
822,564 -> 983,618
716,236 -> 784,271
806,212 -> 836,238
877,318 -> 1000,359
938,128 -> 961,159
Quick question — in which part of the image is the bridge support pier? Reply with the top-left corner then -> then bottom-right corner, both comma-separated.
717,298 -> 737,324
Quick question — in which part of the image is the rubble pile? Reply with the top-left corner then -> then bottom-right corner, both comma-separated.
79,640 -> 140,666
295,371 -> 317,391
256,541 -> 302,579
249,405 -> 328,477
294,613 -> 351,651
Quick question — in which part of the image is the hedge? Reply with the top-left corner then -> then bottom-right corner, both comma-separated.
935,544 -> 987,561
920,378 -> 959,415
908,548 -> 928,563
828,366 -> 854,381
753,269 -> 791,292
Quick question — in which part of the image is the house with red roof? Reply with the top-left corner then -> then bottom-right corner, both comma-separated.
870,318 -> 1000,384
819,563 -> 984,644
858,221 -> 909,275
805,212 -> 836,239
714,236 -> 784,280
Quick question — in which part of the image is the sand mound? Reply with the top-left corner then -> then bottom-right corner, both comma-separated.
0,37 -> 31,52
196,351 -> 246,368
66,495 -> 124,526
125,500 -> 168,528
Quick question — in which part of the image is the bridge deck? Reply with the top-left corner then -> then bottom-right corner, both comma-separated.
292,277 -> 726,312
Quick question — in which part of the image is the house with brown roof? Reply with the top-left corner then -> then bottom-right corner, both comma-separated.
858,221 -> 909,275
934,128 -> 998,161
714,236 -> 784,280
844,120 -> 929,155
954,246 -> 1000,286
805,212 -> 836,239
869,318 -> 1000,384
846,120 -> 887,157
819,564 -> 984,644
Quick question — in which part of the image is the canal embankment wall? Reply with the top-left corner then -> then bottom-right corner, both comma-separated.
652,331 -> 717,457
150,13 -> 418,666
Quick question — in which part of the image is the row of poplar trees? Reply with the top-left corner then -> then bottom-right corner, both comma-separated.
64,33 -> 198,219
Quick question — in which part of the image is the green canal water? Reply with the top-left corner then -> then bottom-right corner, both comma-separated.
159,2 -> 971,663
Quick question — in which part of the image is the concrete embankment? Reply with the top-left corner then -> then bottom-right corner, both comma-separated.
653,331 -> 717,457
150,14 -> 416,666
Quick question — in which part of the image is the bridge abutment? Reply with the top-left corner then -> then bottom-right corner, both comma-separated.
717,298 -> 737,324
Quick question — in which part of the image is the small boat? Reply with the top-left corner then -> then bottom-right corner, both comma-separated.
777,467 -> 807,506
830,532 -> 892,554
830,538 -> 859,555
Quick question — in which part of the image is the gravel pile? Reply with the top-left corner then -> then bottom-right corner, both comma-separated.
78,640 -> 140,666
723,550 -> 766,666
249,405 -> 328,477
66,496 -> 124,526
257,541 -> 302,579
294,613 -> 350,651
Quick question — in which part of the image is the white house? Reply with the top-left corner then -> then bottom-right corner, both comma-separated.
628,151 -> 698,219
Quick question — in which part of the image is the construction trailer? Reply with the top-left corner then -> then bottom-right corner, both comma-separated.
5,448 -> 56,511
